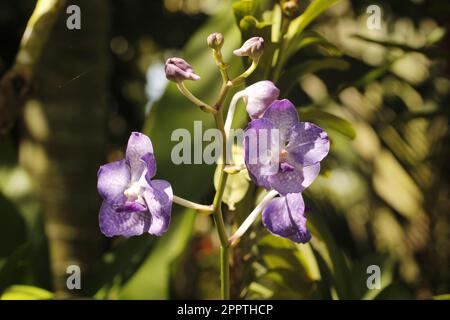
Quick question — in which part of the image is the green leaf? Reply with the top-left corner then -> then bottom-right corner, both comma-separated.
89,236 -> 156,298
306,205 -> 354,299
309,245 -> 333,299
0,244 -> 29,293
280,0 -> 341,68
238,16 -> 272,37
349,64 -> 391,89
286,0 -> 340,40
296,242 -> 321,282
352,34 -> 446,59
232,0 -> 274,26
214,145 -> 250,211
0,285 -> 53,300
373,282 -> 414,299
296,30 -> 342,56
0,193 -> 26,258
118,210 -> 196,299
250,235 -> 318,299
433,294 -> 450,300
270,4 -> 282,43
278,58 -> 350,96
232,0 -> 257,24
298,108 -> 356,140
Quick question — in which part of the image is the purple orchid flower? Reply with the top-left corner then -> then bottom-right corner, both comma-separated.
244,99 -> 329,195
262,193 -> 310,243
97,132 -> 173,237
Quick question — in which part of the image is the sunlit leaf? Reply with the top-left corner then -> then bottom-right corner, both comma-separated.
298,108 -> 356,140
296,243 -> 321,281
433,294 -> 450,300
232,0 -> 274,26
238,16 -> 272,39
286,0 -> 340,42
0,285 -> 53,300
296,30 -> 342,56
250,235 -> 320,299
232,0 -> 257,23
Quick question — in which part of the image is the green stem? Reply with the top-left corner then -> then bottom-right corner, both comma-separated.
176,82 -> 217,114
230,59 -> 258,86
214,81 -> 232,111
210,48 -> 261,299
212,108 -> 231,300
213,49 -> 229,84
220,245 -> 230,299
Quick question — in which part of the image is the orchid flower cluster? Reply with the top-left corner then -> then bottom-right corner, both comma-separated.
97,33 -> 329,298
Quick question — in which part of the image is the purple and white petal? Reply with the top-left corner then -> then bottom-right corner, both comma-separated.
99,201 -> 151,237
263,99 -> 298,141
299,163 -> 321,190
286,122 -> 330,167
142,152 -> 157,182
126,132 -> 154,182
262,193 -> 311,243
97,159 -> 130,205
244,118 -> 278,189
267,169 -> 304,195
268,162 -> 321,194
143,179 -> 173,236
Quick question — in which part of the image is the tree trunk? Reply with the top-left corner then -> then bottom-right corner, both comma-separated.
18,0 -> 109,297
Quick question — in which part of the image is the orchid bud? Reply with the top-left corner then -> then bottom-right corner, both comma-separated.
164,57 -> 200,83
243,81 -> 280,119
207,32 -> 224,49
281,0 -> 300,17
233,37 -> 264,61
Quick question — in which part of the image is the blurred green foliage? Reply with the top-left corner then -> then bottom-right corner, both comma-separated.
1,0 -> 449,299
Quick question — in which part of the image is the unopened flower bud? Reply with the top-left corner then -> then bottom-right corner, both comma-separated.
207,32 -> 224,49
243,81 -> 280,119
282,0 -> 300,17
164,57 -> 200,83
233,37 -> 264,61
